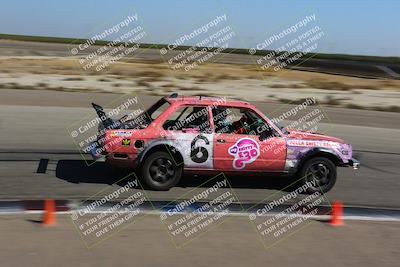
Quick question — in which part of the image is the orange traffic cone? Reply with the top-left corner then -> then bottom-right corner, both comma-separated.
329,201 -> 344,226
43,199 -> 56,226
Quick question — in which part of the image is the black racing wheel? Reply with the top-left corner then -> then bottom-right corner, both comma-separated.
299,157 -> 337,194
140,151 -> 182,191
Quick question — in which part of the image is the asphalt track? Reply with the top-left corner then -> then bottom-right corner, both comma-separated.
0,90 -> 399,208
1,215 -> 398,267
1,40 -> 399,79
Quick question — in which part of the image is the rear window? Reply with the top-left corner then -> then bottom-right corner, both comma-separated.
144,98 -> 171,121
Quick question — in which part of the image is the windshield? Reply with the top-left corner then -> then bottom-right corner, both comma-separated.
273,121 -> 288,134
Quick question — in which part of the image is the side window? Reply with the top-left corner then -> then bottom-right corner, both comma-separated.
163,106 -> 211,133
212,107 -> 241,134
212,106 -> 277,137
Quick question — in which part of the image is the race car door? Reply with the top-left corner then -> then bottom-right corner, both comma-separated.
212,106 -> 286,172
161,105 -> 214,169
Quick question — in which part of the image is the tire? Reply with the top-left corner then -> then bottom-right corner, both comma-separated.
299,157 -> 337,194
140,151 -> 182,191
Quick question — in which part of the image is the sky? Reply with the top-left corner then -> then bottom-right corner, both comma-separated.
0,0 -> 399,57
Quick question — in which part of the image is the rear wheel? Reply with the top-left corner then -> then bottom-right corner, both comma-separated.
299,157 -> 337,194
140,151 -> 182,191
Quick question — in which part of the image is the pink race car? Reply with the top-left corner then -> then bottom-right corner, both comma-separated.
91,93 -> 359,193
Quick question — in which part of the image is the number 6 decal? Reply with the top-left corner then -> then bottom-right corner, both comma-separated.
190,135 -> 209,163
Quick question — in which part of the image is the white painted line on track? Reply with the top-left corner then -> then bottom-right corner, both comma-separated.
2,208 -> 400,223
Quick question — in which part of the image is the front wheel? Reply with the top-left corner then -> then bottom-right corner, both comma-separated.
299,157 -> 337,194
140,151 -> 182,191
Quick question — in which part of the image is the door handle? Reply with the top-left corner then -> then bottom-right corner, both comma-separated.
217,139 -> 225,143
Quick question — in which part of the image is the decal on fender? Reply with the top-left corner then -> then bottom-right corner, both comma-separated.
287,139 -> 340,149
121,139 -> 131,147
228,138 -> 260,169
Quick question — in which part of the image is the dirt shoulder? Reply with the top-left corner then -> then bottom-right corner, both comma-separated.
0,56 -> 399,112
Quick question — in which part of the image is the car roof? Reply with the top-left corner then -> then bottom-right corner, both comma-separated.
164,95 -> 251,107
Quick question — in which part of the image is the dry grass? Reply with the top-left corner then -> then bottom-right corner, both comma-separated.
63,76 -> 84,81
0,57 -> 399,90
1,57 -> 400,112
324,95 -> 345,105
371,105 -> 400,112
305,80 -> 386,91
278,98 -> 318,105
179,86 -> 205,91
136,79 -> 151,87
307,80 -> 354,90
97,78 -> 111,82
269,83 -> 306,89
35,82 -> 48,88
212,74 -> 239,81
161,83 -> 176,88
138,70 -> 164,77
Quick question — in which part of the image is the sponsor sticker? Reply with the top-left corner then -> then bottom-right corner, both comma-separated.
287,139 -> 340,149
228,138 -> 260,169
121,139 -> 131,147
111,131 -> 132,138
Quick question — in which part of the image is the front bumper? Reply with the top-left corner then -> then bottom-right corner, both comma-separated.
348,158 -> 360,170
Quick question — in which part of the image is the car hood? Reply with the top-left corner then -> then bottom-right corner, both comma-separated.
286,129 -> 345,144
